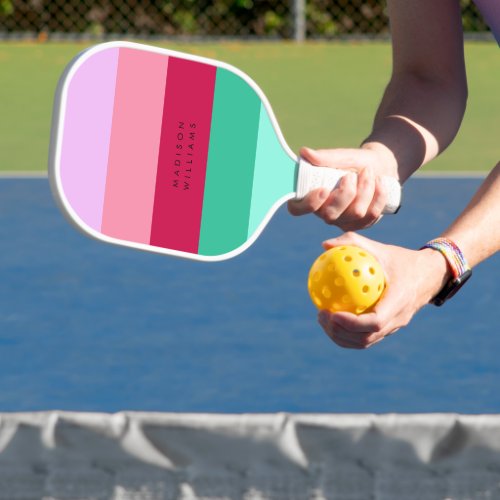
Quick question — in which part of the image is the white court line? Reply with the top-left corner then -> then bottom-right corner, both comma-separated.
414,170 -> 487,178
0,170 -> 489,179
0,171 -> 48,178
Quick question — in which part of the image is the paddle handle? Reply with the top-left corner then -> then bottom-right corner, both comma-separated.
295,158 -> 401,214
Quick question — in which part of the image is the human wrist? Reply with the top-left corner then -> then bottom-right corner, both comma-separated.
417,248 -> 453,304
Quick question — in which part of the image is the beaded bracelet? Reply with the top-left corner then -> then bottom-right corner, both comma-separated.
421,238 -> 470,278
420,237 -> 472,306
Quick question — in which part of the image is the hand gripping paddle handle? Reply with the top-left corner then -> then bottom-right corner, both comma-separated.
295,158 -> 402,214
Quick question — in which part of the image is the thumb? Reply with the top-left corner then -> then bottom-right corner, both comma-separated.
300,147 -> 366,171
322,231 -> 371,250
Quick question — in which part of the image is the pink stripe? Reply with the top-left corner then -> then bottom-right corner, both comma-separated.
150,58 -> 216,252
101,48 -> 168,244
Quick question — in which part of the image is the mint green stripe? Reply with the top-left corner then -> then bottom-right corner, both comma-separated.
247,103 -> 296,239
198,68 -> 261,256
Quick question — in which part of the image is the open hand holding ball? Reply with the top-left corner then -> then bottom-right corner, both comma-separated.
308,245 -> 385,314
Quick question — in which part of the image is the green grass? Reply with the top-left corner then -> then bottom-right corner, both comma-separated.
0,41 -> 497,172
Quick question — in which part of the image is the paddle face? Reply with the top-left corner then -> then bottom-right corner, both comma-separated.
49,42 -> 297,262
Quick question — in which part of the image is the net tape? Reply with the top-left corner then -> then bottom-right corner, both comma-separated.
1,412 -> 500,499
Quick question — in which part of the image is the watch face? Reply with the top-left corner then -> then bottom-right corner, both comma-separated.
432,269 -> 472,306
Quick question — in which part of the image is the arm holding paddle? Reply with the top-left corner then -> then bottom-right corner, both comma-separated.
302,0 -> 499,347
289,0 -> 467,231
318,162 -> 500,349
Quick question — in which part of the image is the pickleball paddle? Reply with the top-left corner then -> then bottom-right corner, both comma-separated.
49,41 -> 401,261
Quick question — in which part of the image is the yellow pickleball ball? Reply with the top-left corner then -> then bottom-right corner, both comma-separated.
308,245 -> 385,314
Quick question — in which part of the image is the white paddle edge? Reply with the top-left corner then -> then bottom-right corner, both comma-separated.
48,41 -> 300,262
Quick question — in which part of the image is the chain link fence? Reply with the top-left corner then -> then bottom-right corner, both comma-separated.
0,0 -> 491,40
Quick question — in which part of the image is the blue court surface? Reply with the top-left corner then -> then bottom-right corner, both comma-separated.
0,176 -> 498,413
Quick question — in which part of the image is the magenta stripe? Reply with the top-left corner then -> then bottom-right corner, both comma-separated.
150,57 -> 216,252
102,48 -> 169,244
59,48 -> 119,231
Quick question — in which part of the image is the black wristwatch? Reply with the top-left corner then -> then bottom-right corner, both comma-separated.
421,238 -> 472,307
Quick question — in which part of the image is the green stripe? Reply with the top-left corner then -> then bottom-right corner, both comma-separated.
247,103 -> 296,239
198,68 -> 261,256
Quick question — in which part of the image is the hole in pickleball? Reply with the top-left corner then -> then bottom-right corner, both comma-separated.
362,285 -> 369,293
334,277 -> 344,287
344,256 -> 352,262
378,284 -> 382,291
342,295 -> 351,304
322,286 -> 332,299
369,267 -> 375,275
359,251 -> 367,257
352,269 -> 360,277
313,271 -> 321,282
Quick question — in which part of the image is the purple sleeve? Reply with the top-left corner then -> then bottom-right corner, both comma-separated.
473,0 -> 500,45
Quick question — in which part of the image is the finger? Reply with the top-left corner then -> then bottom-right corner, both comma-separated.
339,216 -> 382,233
300,147 -> 370,171
332,337 -> 365,349
366,176 -> 387,220
364,335 -> 386,348
288,188 -> 330,216
319,308 -> 394,348
321,233 -> 389,273
322,326 -> 366,349
342,167 -> 376,221
319,311 -> 373,349
316,172 -> 357,224
342,176 -> 387,230
322,231 -> 370,251
299,147 -> 328,167
330,311 -> 385,335
332,296 -> 402,340
331,316 -> 392,349
331,324 -> 373,348
328,326 -> 382,349
331,168 -> 380,231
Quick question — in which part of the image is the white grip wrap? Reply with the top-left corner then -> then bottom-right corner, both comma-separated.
295,158 -> 401,214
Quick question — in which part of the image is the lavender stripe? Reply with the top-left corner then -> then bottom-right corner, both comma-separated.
60,48 -> 119,230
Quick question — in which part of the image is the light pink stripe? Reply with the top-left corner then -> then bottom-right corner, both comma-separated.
60,48 -> 119,231
102,48 -> 168,243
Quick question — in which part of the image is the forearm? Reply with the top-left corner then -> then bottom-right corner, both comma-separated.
363,73 -> 467,182
413,163 -> 500,307
361,0 -> 467,183
441,162 -> 500,267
